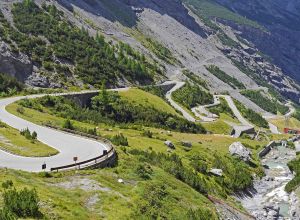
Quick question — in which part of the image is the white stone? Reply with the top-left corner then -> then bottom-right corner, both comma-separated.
229,142 -> 252,161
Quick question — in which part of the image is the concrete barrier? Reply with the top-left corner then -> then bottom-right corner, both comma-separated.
258,141 -> 276,158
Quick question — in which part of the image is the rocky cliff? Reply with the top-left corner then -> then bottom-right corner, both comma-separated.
213,0 -> 300,83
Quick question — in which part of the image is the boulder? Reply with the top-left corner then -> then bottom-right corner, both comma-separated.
181,141 -> 192,148
209,168 -> 223,177
164,140 -> 175,149
229,142 -> 252,162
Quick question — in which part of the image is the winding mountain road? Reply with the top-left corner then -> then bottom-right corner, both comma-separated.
0,82 -> 294,172
0,90 -> 127,172
164,81 -> 196,122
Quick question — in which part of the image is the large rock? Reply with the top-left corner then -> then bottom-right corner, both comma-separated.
229,142 -> 252,161
209,168 -> 223,176
164,140 -> 175,149
0,41 -> 32,81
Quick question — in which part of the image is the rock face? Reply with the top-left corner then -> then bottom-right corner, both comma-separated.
229,142 -> 252,162
0,41 -> 32,81
213,0 -> 300,84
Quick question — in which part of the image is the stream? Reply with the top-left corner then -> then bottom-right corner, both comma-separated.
240,141 -> 300,220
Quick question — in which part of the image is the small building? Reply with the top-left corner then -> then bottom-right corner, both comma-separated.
284,128 -> 300,135
231,125 -> 256,138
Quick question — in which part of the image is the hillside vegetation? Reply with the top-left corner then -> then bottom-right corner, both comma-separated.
183,0 -> 262,29
172,82 -> 213,109
0,1 -> 163,88
17,89 -> 205,134
234,100 -> 268,128
206,65 -> 245,89
241,90 -> 289,115
5,91 -> 269,219
0,73 -> 24,97
286,156 -> 300,193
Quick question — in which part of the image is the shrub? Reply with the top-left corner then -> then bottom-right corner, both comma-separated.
141,130 -> 153,138
3,188 -> 41,218
186,208 -> 216,220
135,164 -> 153,179
0,121 -> 7,128
62,119 -> 74,130
20,128 -> 37,140
111,134 -> 128,146
134,181 -> 170,219
0,181 -> 42,219
0,73 -> 24,96
285,158 -> 300,192
16,106 -> 25,114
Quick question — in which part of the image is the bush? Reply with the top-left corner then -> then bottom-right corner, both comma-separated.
20,128 -> 37,140
285,158 -> 300,192
141,130 -> 153,138
0,181 -> 42,219
62,119 -> 74,130
0,73 -> 24,96
16,106 -> 25,114
135,164 -> 153,179
111,134 -> 128,146
134,181 -> 170,219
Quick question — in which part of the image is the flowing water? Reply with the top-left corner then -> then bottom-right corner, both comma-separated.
240,142 -> 300,220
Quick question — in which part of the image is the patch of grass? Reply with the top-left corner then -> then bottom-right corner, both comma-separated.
183,0 -> 263,29
4,97 -> 269,218
202,119 -> 232,135
270,117 -> 300,133
119,88 -> 180,116
0,122 -> 58,157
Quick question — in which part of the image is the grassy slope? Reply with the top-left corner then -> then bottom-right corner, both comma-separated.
0,123 -> 58,157
183,0 -> 262,29
0,155 -> 214,219
202,113 -> 239,135
4,90 -> 281,218
270,117 -> 300,132
118,88 -> 180,116
6,102 -> 265,156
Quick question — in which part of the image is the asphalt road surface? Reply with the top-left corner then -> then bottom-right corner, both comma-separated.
0,93 -> 111,172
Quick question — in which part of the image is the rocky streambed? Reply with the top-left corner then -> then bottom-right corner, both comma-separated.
239,142 -> 300,220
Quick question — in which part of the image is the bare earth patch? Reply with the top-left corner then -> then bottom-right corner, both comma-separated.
53,176 -> 111,192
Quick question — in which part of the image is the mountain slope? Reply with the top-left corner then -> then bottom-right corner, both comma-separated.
209,0 -> 300,84
0,0 -> 299,106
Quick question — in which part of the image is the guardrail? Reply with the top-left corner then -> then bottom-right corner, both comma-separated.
43,124 -> 116,172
